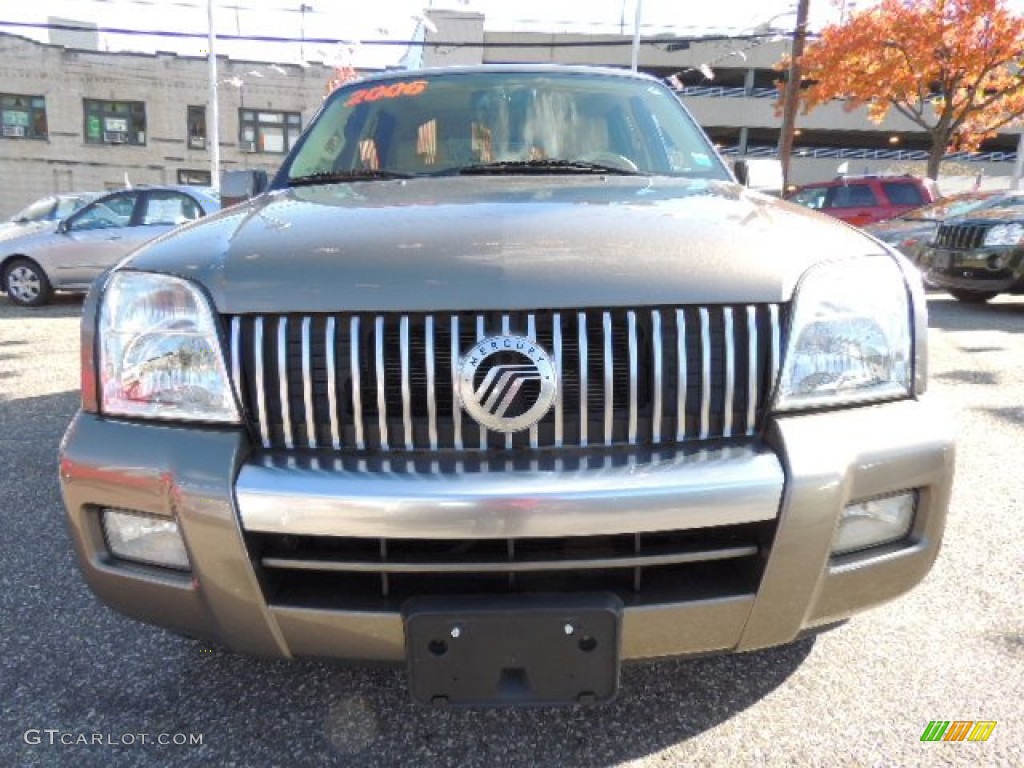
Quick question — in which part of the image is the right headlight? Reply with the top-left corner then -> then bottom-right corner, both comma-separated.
775,256 -> 912,412
983,222 -> 1024,247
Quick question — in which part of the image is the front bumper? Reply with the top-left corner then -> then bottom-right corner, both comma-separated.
59,396 -> 954,662
923,245 -> 1024,293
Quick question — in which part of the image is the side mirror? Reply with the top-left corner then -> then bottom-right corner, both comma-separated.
220,169 -> 269,208
56,218 -> 70,234
731,158 -> 784,197
732,159 -> 749,187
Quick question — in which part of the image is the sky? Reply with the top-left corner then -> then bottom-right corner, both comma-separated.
0,0 -> 864,69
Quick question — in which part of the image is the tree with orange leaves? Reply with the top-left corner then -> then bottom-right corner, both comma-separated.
793,0 -> 1024,179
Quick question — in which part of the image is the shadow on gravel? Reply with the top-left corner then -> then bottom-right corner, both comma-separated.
0,292 -> 84,320
980,406 -> 1024,427
926,294 -> 1024,333
1,388 -> 816,768
933,369 -> 1000,386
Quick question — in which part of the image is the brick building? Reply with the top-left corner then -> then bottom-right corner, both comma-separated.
0,31 -> 339,216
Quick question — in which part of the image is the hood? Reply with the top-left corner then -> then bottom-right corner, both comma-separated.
864,218 -> 937,243
947,208 -> 1024,225
125,176 -> 888,314
0,219 -> 55,246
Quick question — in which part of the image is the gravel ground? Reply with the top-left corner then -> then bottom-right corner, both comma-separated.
0,292 -> 1021,767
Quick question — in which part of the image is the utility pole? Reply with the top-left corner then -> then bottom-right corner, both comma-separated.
207,0 -> 220,190
778,0 -> 810,190
630,0 -> 643,72
300,4 -> 313,61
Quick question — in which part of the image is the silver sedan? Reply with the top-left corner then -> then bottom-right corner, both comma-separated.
1,185 -> 219,306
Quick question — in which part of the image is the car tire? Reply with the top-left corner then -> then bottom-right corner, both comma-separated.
2,258 -> 53,307
948,288 -> 998,304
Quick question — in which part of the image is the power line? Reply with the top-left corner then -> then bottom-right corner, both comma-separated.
0,19 -> 788,48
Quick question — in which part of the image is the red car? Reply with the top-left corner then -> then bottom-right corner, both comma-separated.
786,175 -> 938,227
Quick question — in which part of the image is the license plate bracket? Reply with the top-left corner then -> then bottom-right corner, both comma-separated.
403,593 -> 623,707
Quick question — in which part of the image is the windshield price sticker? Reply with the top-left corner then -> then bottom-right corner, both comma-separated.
346,81 -> 428,107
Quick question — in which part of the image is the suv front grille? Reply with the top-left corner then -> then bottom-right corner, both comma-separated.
934,222 -> 992,250
225,305 -> 784,454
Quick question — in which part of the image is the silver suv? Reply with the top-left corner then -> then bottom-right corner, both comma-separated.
59,66 -> 954,707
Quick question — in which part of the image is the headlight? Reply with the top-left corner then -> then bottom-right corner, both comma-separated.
983,222 -> 1024,247
98,272 -> 240,422
775,256 -> 912,411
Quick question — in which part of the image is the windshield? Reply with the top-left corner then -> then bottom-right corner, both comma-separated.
282,71 -> 729,183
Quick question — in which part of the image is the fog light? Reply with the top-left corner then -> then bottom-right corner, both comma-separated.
832,492 -> 916,556
101,508 -> 190,570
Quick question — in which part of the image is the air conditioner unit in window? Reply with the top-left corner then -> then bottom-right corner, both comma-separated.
2,125 -> 26,138
189,136 -> 206,149
104,131 -> 128,144
239,140 -> 258,153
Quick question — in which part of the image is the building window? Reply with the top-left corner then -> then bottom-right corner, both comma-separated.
177,169 -> 212,185
239,109 -> 301,154
1,94 -> 47,139
188,106 -> 207,149
84,99 -> 146,145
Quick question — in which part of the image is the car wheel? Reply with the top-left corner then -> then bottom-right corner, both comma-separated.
948,288 -> 998,304
2,258 -> 53,307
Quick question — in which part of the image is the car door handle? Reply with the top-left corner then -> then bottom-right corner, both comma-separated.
104,235 -> 123,241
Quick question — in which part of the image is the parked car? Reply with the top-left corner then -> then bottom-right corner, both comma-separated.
0,192 -> 96,244
920,192 -> 1024,302
1,185 -> 219,306
59,65 -> 953,707
865,190 -> 1007,266
786,174 -> 937,227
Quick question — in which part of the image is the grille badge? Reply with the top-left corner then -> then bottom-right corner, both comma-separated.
457,335 -> 558,433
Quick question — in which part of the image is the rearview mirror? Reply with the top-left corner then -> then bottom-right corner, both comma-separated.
221,169 -> 269,208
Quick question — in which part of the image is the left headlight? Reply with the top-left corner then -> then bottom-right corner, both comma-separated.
98,271 -> 240,423
775,256 -> 912,411
982,222 -> 1024,247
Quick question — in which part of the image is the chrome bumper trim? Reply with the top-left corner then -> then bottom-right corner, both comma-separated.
236,445 -> 783,539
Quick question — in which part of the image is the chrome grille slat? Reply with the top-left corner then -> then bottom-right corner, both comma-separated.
301,317 -> 316,449
651,309 -> 662,444
254,317 -> 270,448
723,307 -> 735,438
627,310 -> 638,445
229,304 -> 785,454
699,307 -> 711,440
425,316 -> 438,450
450,316 -> 462,451
476,314 -> 486,450
603,311 -> 613,446
527,313 -> 539,450
350,317 -> 365,450
675,309 -> 686,442
374,315 -> 388,451
399,315 -> 413,451
277,317 -> 293,450
553,312 -> 563,448
326,317 -> 341,449
746,306 -> 757,436
578,312 -> 588,448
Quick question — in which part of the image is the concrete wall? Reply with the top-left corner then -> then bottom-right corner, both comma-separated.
0,33 -> 338,216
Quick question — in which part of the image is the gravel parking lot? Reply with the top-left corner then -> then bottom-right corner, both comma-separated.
0,292 -> 1021,767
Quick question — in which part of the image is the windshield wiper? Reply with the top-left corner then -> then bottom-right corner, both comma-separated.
287,169 -> 414,186
450,159 -> 643,176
